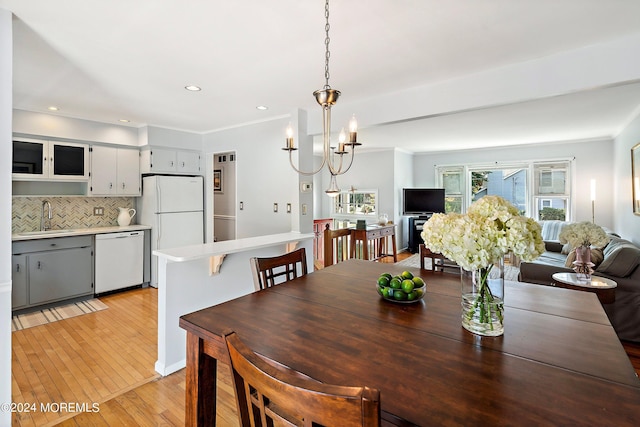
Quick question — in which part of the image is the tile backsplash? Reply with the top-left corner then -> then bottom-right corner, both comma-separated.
12,197 -> 137,233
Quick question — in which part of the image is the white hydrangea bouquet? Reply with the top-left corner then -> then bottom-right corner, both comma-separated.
421,196 -> 545,270
421,195 -> 545,335
559,221 -> 609,281
558,221 -> 609,249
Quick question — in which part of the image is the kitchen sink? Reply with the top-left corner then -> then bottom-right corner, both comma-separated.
18,229 -> 75,236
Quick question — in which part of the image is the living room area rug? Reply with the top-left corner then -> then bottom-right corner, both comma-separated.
396,253 -> 520,281
11,298 -> 108,332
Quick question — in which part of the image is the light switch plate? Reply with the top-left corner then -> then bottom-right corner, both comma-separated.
93,207 -> 104,216
273,203 -> 278,212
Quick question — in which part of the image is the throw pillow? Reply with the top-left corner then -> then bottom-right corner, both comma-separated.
597,242 -> 640,277
545,241 -> 564,253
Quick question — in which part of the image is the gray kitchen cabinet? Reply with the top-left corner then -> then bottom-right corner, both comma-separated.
90,145 -> 140,196
29,246 -> 93,305
12,235 -> 94,310
12,255 -> 28,309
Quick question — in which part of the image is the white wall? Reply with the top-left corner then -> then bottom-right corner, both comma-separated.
393,150 -> 415,248
142,125 -> 202,150
1,8 -> 13,426
202,116 -> 311,240
13,109 -> 139,146
613,113 -> 640,245
412,138 -> 615,230
316,148 -> 412,249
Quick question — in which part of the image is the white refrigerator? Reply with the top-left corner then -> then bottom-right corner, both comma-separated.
139,175 -> 204,287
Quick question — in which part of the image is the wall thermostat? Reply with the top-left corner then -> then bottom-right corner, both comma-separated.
300,182 -> 312,193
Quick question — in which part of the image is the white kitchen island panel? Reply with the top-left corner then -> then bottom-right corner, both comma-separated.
153,232 -> 314,375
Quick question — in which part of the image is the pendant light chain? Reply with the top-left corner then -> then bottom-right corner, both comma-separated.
283,0 -> 360,196
324,0 -> 331,90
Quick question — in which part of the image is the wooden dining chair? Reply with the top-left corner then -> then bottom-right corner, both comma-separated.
250,248 -> 308,290
323,224 -> 353,267
224,331 -> 381,427
419,244 -> 459,273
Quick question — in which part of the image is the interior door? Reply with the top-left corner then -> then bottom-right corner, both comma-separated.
212,151 -> 237,241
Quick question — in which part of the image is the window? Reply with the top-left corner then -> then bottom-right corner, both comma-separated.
436,160 -> 573,220
469,166 -> 527,215
331,189 -> 378,225
439,167 -> 464,213
533,162 -> 571,221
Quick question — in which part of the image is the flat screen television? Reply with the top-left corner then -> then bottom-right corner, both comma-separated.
403,188 -> 446,216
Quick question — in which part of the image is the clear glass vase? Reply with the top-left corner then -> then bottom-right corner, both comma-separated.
461,258 -> 505,337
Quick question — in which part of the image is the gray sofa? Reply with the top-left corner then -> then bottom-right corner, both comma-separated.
519,220 -> 640,343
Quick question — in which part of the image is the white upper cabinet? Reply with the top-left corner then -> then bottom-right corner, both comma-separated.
89,145 -> 140,196
89,145 -> 117,194
177,150 -> 201,173
140,147 -> 201,175
147,148 -> 177,172
12,138 -> 89,181
117,148 -> 141,195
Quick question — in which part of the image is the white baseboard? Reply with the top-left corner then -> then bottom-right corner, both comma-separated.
155,358 -> 186,376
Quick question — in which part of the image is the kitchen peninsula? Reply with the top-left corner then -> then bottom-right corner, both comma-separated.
153,231 -> 314,375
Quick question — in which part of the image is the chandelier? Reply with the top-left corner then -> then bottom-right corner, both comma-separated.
283,0 -> 360,197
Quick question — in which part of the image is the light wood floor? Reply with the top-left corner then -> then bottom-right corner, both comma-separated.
11,286 -> 239,427
11,254 -> 640,426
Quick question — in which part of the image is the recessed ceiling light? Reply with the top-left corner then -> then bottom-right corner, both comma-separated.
256,105 -> 268,111
119,119 -> 130,123
185,85 -> 201,91
48,106 -> 59,111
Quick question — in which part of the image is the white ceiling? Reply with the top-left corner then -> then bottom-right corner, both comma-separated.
2,0 -> 640,153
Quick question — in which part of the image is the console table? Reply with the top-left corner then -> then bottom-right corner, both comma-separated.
350,224 -> 397,262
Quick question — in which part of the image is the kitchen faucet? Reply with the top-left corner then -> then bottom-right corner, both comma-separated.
41,200 -> 52,231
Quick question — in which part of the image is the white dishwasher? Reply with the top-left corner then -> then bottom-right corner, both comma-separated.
95,231 -> 144,294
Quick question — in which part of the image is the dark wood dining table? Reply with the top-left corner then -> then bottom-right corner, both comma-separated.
179,259 -> 640,426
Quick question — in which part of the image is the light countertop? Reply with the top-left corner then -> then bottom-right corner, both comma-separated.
12,224 -> 152,242
154,232 -> 315,262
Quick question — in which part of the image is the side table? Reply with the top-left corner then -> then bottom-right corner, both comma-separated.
551,272 -> 616,304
